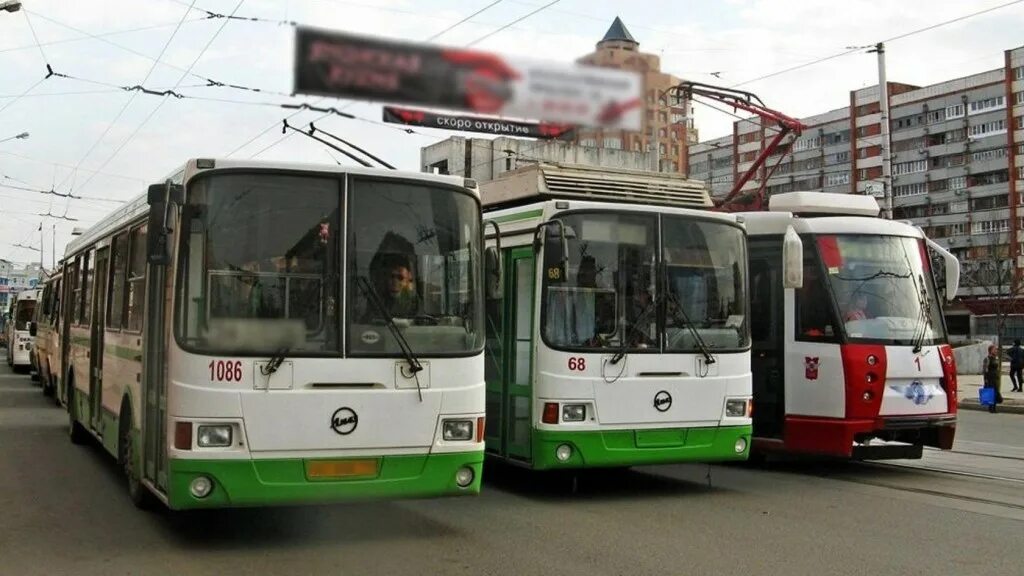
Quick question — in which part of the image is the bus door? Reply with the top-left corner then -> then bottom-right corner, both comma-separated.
504,248 -> 535,462
142,231 -> 168,492
749,241 -> 785,438
59,263 -> 74,404
90,247 -> 110,431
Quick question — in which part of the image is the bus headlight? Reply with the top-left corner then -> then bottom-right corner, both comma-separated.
561,404 -> 586,422
196,425 -> 232,448
735,438 -> 748,453
189,476 -> 214,498
442,419 -> 474,441
725,399 -> 749,417
555,444 -> 573,462
455,466 -> 475,488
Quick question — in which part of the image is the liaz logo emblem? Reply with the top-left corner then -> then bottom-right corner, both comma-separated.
653,390 -> 672,412
330,407 -> 358,435
804,356 -> 820,380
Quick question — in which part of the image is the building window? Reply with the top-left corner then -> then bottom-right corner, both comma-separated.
1014,66 -> 1024,81
968,96 -> 1005,115
949,175 -> 967,191
825,172 -> 850,187
971,148 -> 1007,163
1015,91 -> 1024,106
950,200 -> 968,213
579,138 -> 597,147
969,119 -> 1006,138
894,182 -> 927,197
945,104 -> 965,119
833,151 -> 850,164
659,144 -> 666,155
792,136 -> 822,151
926,110 -> 945,124
972,219 -> 1009,235
950,222 -> 966,236
893,159 -> 927,175
602,137 -> 622,150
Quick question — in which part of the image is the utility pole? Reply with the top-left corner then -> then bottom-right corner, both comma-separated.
650,94 -> 660,172
52,224 -> 55,270
38,221 -> 43,278
871,42 -> 893,219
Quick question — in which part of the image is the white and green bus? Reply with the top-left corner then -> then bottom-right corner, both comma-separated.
60,159 -> 486,509
481,164 -> 752,470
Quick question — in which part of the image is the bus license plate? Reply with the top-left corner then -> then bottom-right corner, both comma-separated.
305,459 -> 379,480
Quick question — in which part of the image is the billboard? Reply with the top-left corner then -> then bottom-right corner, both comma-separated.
294,28 -> 643,131
382,106 -> 574,139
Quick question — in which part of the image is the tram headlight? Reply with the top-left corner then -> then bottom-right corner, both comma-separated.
725,399 -> 749,417
561,404 -> 586,422
442,419 -> 474,441
196,425 -> 232,448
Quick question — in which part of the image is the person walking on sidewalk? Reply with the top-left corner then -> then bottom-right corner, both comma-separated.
984,344 -> 1005,413
1009,339 -> 1024,392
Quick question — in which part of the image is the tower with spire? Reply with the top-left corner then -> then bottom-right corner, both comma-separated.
575,17 -> 697,174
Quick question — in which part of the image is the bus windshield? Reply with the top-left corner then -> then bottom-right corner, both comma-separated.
177,173 -> 341,354
541,211 -> 748,352
817,234 -> 946,345
176,172 -> 483,356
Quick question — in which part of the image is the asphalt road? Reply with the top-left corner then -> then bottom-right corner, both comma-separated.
2,360 -> 1022,576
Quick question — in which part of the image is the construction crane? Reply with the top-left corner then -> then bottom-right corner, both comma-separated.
670,81 -> 806,211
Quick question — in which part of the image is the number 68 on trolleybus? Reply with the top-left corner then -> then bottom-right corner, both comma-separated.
59,159 -> 487,509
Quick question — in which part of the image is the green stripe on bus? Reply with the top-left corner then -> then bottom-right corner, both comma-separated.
488,209 -> 543,224
165,451 -> 483,509
527,424 -> 752,470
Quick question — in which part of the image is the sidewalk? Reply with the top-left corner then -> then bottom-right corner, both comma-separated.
957,373 -> 1024,414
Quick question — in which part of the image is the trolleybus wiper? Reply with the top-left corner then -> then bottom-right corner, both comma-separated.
609,295 -> 660,366
666,292 -> 715,366
356,276 -> 425,401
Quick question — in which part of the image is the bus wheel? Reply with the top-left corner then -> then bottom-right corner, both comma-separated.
67,386 -> 89,445
119,404 -> 152,509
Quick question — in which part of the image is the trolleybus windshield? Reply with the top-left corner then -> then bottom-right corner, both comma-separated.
15,299 -> 36,331
541,211 -> 748,352
175,172 -> 483,356
816,234 -> 946,345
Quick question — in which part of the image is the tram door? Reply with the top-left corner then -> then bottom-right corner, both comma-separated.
749,240 -> 785,438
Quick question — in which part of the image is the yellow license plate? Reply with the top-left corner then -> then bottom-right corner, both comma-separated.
305,459 -> 379,480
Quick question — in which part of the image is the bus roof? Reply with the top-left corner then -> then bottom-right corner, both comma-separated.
64,159 -> 475,258
742,210 -> 924,238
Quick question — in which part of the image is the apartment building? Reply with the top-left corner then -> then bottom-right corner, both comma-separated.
688,46 -> 1024,338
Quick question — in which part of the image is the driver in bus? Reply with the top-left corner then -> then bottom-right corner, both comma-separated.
372,253 -> 419,318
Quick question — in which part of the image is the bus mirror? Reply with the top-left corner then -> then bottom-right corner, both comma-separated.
483,220 -> 503,299
484,247 -> 503,299
28,321 -> 37,337
146,181 -> 182,266
783,225 -> 803,289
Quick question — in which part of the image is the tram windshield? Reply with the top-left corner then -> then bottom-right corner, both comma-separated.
817,234 -> 946,345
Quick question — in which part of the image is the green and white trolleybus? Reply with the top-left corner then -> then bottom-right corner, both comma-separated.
59,159 -> 486,509
481,164 -> 752,469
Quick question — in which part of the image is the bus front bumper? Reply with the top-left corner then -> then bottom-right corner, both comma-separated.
166,451 -> 483,510
530,425 -> 752,470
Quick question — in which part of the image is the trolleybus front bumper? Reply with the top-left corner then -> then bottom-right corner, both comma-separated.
166,451 -> 483,509
530,425 -> 752,470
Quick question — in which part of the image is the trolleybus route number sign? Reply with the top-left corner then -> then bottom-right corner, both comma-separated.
209,360 -> 243,382
568,357 -> 586,371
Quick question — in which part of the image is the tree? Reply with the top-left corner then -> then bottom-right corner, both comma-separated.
958,230 -> 1024,347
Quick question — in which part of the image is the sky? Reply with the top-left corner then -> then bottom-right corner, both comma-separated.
2,0 -> 1024,266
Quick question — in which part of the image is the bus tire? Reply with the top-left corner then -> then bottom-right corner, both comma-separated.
67,384 -> 89,445
119,402 -> 152,510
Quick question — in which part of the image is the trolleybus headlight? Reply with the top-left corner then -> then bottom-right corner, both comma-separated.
555,444 -> 573,462
735,437 -> 747,453
455,466 -> 475,488
196,425 -> 233,448
189,476 -> 213,498
442,419 -> 474,441
725,399 -> 748,417
561,404 -> 586,422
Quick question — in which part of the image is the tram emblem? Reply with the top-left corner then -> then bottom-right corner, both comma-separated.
893,381 -> 933,406
653,390 -> 672,412
330,407 -> 359,435
804,357 -> 820,380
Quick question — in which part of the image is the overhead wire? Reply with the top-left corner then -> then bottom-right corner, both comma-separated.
465,0 -> 560,46
69,0 -> 247,200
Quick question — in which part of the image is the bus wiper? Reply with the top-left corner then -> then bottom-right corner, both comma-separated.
666,292 -> 715,366
609,295 -> 660,365
356,276 -> 424,401
260,347 -> 289,376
